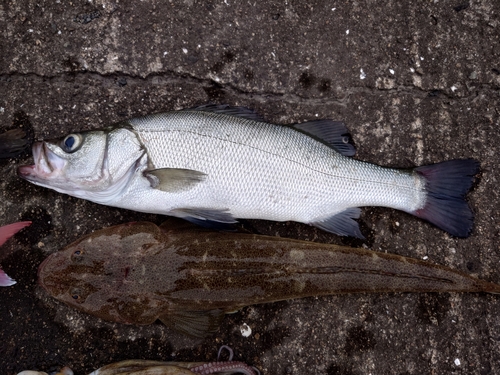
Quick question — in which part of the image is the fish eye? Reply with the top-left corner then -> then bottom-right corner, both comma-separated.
69,287 -> 86,303
71,249 -> 84,262
61,134 -> 83,153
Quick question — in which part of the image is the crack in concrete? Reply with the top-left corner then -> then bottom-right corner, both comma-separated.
1,70 -> 498,107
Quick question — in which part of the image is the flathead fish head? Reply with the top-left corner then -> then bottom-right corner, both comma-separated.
38,222 -> 166,325
18,128 -> 144,202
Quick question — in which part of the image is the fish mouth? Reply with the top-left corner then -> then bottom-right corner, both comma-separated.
17,141 -> 66,183
37,252 -> 67,293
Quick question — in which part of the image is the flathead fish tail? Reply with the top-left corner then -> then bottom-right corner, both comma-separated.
413,159 -> 479,238
470,276 -> 500,294
482,281 -> 500,294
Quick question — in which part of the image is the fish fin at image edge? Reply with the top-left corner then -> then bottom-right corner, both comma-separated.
0,268 -> 16,287
0,221 -> 32,247
413,159 -> 479,238
0,221 -> 31,287
0,128 -> 30,158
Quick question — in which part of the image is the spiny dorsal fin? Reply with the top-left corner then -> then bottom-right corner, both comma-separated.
188,104 -> 265,122
293,120 -> 356,156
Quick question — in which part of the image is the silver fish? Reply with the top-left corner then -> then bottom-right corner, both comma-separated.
18,105 -> 478,238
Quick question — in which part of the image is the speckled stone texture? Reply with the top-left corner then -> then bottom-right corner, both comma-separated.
0,1 -> 499,374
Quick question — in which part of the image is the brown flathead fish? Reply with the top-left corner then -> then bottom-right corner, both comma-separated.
38,221 -> 500,337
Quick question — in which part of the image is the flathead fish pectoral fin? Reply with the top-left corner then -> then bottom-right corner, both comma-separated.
160,309 -> 225,338
293,120 -> 356,156
189,104 -> 265,122
145,168 -> 207,193
311,208 -> 365,239
173,208 -> 238,231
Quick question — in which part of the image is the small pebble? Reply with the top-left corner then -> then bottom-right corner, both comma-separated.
240,323 -> 252,337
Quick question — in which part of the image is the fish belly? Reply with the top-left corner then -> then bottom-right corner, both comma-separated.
127,111 -> 425,222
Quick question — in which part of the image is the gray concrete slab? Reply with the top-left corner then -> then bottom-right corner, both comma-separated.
0,1 -> 499,374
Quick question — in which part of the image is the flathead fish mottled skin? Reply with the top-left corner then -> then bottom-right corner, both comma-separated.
38,220 -> 500,337
19,105 -> 479,238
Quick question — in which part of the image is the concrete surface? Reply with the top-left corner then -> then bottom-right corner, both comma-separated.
1,0 -> 499,374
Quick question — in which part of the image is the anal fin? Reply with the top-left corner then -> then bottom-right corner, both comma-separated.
311,208 -> 365,239
159,309 -> 226,338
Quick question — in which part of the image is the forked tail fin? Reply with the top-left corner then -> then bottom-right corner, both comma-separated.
0,221 -> 31,287
413,159 -> 479,237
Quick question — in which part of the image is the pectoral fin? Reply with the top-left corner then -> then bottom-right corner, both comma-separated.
145,168 -> 206,193
159,309 -> 226,338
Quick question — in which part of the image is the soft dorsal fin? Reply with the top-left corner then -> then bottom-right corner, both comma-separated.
293,120 -> 356,156
159,309 -> 226,338
144,168 -> 206,193
188,104 -> 265,122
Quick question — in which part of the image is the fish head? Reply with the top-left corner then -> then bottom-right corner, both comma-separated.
18,127 -> 144,202
38,222 -> 167,325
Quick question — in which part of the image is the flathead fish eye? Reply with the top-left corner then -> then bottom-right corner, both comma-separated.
71,249 -> 84,262
69,287 -> 85,303
61,133 -> 83,153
